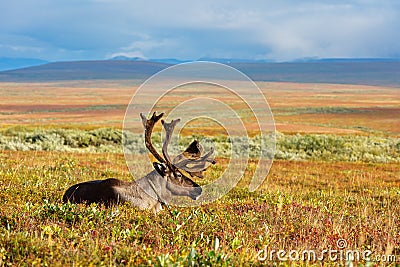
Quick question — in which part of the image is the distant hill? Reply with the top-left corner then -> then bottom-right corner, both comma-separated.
0,59 -> 399,87
230,61 -> 400,87
110,56 -> 188,64
292,57 -> 400,63
197,57 -> 273,63
0,60 -> 170,81
0,57 -> 48,71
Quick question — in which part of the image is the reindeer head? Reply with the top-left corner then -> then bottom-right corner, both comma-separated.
153,162 -> 202,200
140,112 -> 215,201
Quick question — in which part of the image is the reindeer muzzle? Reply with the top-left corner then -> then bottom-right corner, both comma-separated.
190,186 -> 202,200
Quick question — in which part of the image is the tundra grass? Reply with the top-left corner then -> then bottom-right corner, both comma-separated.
1,151 -> 399,266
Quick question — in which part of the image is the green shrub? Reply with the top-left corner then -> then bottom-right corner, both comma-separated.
0,127 -> 399,163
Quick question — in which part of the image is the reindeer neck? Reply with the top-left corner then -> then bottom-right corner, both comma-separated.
137,170 -> 171,205
147,179 -> 167,205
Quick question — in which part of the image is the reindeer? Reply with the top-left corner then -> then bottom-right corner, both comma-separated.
62,112 -> 215,213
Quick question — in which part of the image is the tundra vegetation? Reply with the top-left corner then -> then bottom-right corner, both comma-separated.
0,81 -> 399,266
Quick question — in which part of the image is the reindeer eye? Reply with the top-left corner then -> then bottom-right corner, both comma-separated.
176,173 -> 182,178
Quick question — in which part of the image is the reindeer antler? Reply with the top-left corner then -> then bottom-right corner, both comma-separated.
140,112 -> 165,164
173,140 -> 216,178
141,112 -> 215,178
161,118 -> 180,172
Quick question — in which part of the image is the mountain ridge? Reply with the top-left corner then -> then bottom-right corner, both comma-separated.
0,58 -> 399,87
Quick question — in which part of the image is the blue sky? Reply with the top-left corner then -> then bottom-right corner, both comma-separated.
1,0 -> 399,61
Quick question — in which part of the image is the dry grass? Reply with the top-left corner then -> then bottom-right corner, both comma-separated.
0,151 -> 399,266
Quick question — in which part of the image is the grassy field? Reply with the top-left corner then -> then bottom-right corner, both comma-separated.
1,81 -> 399,135
0,80 -> 399,266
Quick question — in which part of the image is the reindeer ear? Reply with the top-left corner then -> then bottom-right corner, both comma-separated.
153,162 -> 167,177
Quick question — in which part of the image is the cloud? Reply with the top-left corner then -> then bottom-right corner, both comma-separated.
0,0 -> 399,61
